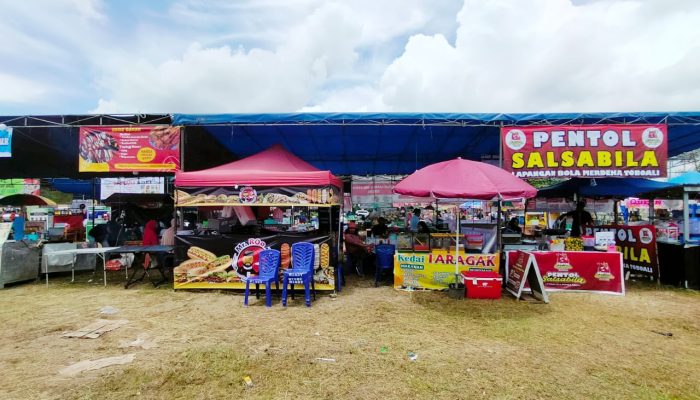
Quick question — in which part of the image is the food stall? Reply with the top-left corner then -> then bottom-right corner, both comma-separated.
392,157 -> 537,291
173,144 -> 343,291
640,173 -> 700,289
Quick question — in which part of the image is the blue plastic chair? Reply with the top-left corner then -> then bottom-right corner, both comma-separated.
374,244 -> 395,287
244,249 -> 281,307
282,242 -> 316,307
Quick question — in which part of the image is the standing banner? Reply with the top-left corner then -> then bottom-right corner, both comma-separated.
587,225 -> 658,279
393,251 -> 499,290
78,126 -> 180,172
0,125 -> 12,157
505,250 -> 548,302
507,251 -> 625,295
501,124 -> 667,178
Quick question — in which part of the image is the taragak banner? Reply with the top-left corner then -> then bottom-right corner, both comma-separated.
176,186 -> 340,207
507,250 -> 625,295
501,124 -> 667,178
174,234 -> 336,290
587,225 -> 658,279
0,125 -> 12,157
78,126 -> 180,172
393,250 -> 499,290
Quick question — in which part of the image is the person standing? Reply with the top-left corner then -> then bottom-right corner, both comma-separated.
560,200 -> 593,237
11,209 -> 25,240
409,208 -> 421,232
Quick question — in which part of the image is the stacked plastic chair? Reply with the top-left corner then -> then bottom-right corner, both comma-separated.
374,244 -> 396,287
243,249 -> 281,307
282,242 -> 316,307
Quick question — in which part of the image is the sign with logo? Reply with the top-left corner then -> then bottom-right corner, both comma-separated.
505,250 -> 549,302
393,250 -> 499,290
501,124 -> 668,178
507,251 -> 625,295
78,126 -> 180,172
587,225 -> 658,279
0,125 -> 12,157
100,177 -> 165,199
238,186 -> 257,204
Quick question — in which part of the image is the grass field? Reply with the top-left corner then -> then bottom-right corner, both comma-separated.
0,273 -> 698,400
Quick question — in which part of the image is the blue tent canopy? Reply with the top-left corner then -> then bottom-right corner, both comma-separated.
173,112 -> 700,176
668,171 -> 700,185
536,178 -> 676,199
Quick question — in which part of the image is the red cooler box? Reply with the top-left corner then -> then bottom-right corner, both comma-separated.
461,271 -> 502,299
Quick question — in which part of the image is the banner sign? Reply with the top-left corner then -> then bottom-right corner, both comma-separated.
586,225 -> 658,279
501,124 -> 667,178
393,250 -> 499,290
0,179 -> 40,197
176,186 -> 340,207
507,250 -> 625,295
0,125 -> 12,157
100,177 -> 165,200
505,250 -> 548,302
78,126 -> 180,172
174,234 -> 336,290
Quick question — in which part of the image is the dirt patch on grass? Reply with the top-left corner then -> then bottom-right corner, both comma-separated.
0,275 -> 698,399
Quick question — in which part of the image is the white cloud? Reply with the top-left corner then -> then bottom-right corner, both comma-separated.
0,73 -> 49,103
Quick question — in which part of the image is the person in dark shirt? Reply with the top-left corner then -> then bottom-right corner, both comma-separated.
371,217 -> 389,238
105,214 -> 124,247
560,200 -> 594,237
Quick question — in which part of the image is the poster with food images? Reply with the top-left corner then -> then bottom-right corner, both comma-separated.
175,186 -> 340,207
173,234 -> 336,290
78,126 -> 180,172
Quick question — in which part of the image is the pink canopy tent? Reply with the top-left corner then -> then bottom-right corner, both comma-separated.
394,157 -> 537,280
175,144 -> 343,189
393,157 -> 537,200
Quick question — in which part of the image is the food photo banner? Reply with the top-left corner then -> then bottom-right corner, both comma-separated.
78,126 -> 180,172
174,234 -> 336,290
176,186 -> 340,207
501,124 -> 667,178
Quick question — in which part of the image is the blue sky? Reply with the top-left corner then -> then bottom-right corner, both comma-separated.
1,0 -> 699,115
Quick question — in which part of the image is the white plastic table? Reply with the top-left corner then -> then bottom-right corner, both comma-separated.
42,247 -> 120,287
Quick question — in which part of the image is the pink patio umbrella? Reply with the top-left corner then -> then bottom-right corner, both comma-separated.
393,157 -> 537,280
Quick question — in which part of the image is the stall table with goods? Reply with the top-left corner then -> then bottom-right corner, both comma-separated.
173,145 -> 343,292
392,157 -> 538,294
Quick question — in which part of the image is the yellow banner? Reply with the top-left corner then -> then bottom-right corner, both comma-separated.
393,250 -> 500,290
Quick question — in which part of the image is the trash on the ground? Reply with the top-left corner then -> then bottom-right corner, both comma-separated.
407,351 -> 418,361
59,354 -> 135,376
329,293 -> 337,298
315,357 -> 336,363
380,346 -> 388,354
99,306 -> 118,315
63,319 -> 129,339
651,330 -> 673,337
118,334 -> 157,349
243,375 -> 254,388
314,332 -> 320,336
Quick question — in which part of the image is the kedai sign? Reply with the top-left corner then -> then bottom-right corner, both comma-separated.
501,124 -> 667,178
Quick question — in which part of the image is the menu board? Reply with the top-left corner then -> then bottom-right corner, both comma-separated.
78,126 -> 180,172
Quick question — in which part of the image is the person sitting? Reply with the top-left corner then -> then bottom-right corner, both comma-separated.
416,221 -> 431,234
504,217 -> 522,234
409,208 -> 421,232
371,217 -> 389,239
344,222 -> 371,277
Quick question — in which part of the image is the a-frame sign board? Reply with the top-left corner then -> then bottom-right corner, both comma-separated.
506,250 -> 549,303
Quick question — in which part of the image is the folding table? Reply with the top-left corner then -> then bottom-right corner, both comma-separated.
42,247 -> 120,287
105,245 -> 175,288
